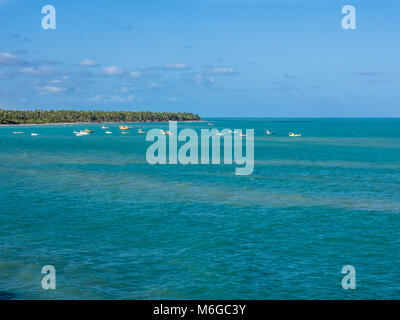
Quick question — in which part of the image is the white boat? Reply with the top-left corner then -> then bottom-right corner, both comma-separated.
76,130 -> 89,136
106,131 -> 112,134
13,132 -> 24,134
31,133 -> 39,136
101,126 -> 109,129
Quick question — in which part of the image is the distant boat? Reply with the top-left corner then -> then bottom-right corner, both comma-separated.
84,129 -> 94,133
119,126 -> 131,130
106,131 -> 112,134
13,132 -> 24,134
76,130 -> 89,136
138,129 -> 147,134
101,126 -> 109,129
240,133 -> 247,137
265,130 -> 276,135
289,132 -> 302,137
31,133 -> 39,136
121,131 -> 129,134
160,129 -> 173,135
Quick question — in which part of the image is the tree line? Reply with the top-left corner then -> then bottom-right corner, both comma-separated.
0,109 -> 201,124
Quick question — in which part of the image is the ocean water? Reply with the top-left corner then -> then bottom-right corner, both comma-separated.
0,118 -> 399,300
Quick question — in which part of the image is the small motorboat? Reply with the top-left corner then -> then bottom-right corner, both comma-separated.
13,132 -> 24,134
31,133 -> 39,136
289,132 -> 302,137
101,126 -> 109,129
240,133 -> 247,137
119,126 -> 131,130
76,130 -> 89,136
160,130 -> 173,135
265,130 -> 276,135
106,131 -> 112,134
138,129 -> 147,134
121,131 -> 129,134
84,129 -> 94,133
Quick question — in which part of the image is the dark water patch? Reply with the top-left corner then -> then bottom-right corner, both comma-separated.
0,290 -> 17,300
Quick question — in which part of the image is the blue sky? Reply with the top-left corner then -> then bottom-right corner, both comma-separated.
0,0 -> 399,117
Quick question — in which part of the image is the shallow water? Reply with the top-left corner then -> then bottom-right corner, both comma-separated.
0,118 -> 399,299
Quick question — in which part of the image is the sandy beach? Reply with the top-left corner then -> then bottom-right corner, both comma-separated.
0,120 -> 206,127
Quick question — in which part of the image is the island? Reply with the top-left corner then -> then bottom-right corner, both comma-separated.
0,109 -> 201,125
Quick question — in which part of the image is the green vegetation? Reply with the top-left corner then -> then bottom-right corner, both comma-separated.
0,109 -> 201,124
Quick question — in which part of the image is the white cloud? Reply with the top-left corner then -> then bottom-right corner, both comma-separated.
90,94 -> 135,103
103,66 -> 123,75
121,86 -> 135,93
148,82 -> 162,89
168,97 -> 182,102
21,66 -> 55,76
80,59 -> 99,67
130,71 -> 142,78
0,52 -> 16,59
163,63 -> 190,70
36,86 -> 67,94
206,67 -> 238,75
0,52 -> 22,65
192,74 -> 215,85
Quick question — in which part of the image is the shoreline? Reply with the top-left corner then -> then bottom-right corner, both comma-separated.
0,120 -> 206,127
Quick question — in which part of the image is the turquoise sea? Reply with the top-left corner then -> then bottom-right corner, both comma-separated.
0,118 -> 399,299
